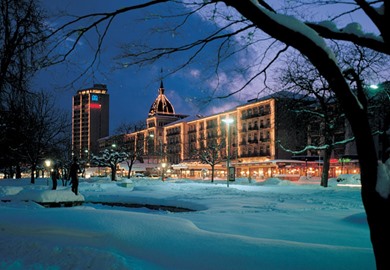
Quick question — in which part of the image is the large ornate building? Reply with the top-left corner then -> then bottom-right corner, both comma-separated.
98,83 -> 359,179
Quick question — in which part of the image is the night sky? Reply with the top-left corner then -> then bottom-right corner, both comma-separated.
35,1 -> 379,134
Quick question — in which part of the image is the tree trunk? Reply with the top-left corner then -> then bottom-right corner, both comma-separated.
9,166 -> 14,179
381,112 -> 390,163
211,164 -> 215,182
111,165 -> 117,181
127,160 -> 134,179
30,164 -> 36,184
321,147 -> 332,187
15,163 -> 21,179
351,110 -> 390,270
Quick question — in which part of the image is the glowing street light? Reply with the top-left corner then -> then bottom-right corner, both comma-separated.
369,84 -> 379,90
150,133 -> 163,163
45,159 -> 51,168
369,82 -> 390,162
222,117 -> 234,187
369,83 -> 390,100
44,159 -> 52,185
161,162 -> 167,181
84,149 -> 90,167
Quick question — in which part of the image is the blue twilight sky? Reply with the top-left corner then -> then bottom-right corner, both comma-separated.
35,1 -> 380,134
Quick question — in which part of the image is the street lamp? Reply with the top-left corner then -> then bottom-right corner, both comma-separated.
369,83 -> 390,100
44,159 -> 51,185
222,117 -> 234,187
149,134 -> 155,164
161,162 -> 167,181
45,159 -> 51,168
84,149 -> 89,167
150,134 -> 163,163
369,83 -> 390,162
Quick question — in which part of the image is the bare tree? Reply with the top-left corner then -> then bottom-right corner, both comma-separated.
277,50 -> 372,187
114,120 -> 146,135
119,140 -> 144,179
192,137 -> 225,182
219,3 -> 390,267
124,149 -> 144,179
365,81 -> 390,163
0,0 -> 46,104
276,92 -> 347,187
0,0 -> 48,177
16,91 -> 69,184
46,1 -> 390,267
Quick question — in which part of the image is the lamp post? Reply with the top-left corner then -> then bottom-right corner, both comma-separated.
149,134 -> 155,164
84,149 -> 89,167
369,83 -> 390,162
222,117 -> 234,187
44,159 -> 51,185
159,140 -> 163,163
150,133 -> 165,175
149,134 -> 163,160
161,162 -> 167,181
369,84 -> 390,100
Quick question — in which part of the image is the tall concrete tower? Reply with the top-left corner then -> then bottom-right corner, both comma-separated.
72,84 -> 109,160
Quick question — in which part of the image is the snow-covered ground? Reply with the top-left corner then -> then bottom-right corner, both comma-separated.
0,175 -> 374,269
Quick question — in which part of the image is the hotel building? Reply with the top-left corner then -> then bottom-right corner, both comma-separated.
99,84 -> 341,179
72,84 -> 109,160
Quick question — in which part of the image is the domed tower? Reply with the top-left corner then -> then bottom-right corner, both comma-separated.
146,80 -> 188,131
148,80 -> 175,117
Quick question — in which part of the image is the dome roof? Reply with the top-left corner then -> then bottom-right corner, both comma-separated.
148,81 -> 175,117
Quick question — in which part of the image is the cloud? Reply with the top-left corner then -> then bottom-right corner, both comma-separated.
180,1 -> 275,101
206,101 -> 240,115
189,69 -> 201,78
206,68 -> 265,102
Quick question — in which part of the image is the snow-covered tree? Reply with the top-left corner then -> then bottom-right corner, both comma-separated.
91,149 -> 128,181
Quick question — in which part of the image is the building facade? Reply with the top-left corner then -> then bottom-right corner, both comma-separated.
100,86 -> 338,179
72,84 -> 109,160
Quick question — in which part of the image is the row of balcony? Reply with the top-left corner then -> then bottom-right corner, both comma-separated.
240,151 -> 271,157
166,129 -> 181,135
241,111 -> 271,120
240,138 -> 270,145
241,124 -> 271,132
187,124 -> 271,135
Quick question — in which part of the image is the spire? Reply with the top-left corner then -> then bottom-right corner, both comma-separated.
159,80 -> 164,94
159,68 -> 164,94
148,80 -> 175,117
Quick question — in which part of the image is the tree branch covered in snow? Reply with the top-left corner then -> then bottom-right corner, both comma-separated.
91,149 -> 129,181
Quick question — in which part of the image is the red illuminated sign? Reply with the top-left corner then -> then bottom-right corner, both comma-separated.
90,103 -> 101,109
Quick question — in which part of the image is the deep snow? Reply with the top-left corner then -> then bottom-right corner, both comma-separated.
0,175 -> 375,269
